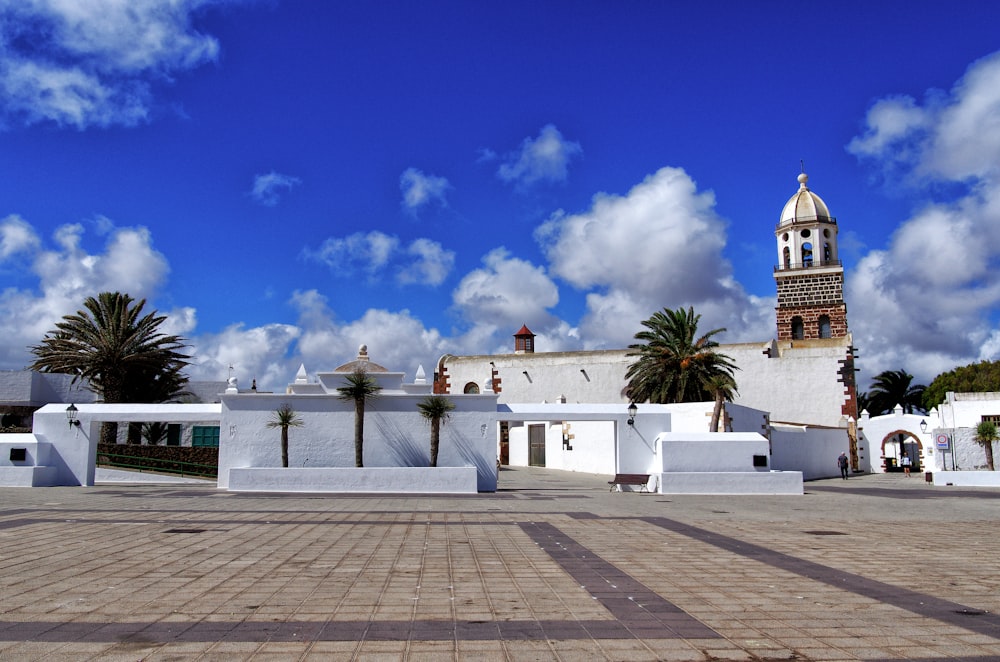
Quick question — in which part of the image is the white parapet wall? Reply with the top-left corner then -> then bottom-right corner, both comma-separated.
658,471 -> 804,495
931,471 -> 1000,487
228,466 -> 479,493
0,434 -> 59,487
653,431 -> 804,495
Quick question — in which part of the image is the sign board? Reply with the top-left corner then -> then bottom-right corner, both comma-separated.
935,433 -> 951,450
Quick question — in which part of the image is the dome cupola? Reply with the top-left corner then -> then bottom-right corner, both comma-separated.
779,173 -> 834,227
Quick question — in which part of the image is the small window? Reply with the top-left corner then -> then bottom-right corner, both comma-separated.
191,426 -> 220,447
463,382 -> 480,394
791,317 -> 804,340
982,415 -> 1000,425
818,315 -> 831,338
801,229 -> 811,238
167,424 -> 181,446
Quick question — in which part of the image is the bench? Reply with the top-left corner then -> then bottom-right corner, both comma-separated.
608,473 -> 651,492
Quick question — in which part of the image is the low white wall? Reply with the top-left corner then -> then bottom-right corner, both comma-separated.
658,471 -> 803,495
228,467 -> 479,493
931,470 -> 1000,487
770,425 -> 850,480
656,432 -> 771,472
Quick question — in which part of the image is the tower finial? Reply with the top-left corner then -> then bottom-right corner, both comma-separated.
800,159 -> 805,173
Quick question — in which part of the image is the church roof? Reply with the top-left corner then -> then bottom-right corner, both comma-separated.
779,173 -> 834,227
513,324 -> 534,337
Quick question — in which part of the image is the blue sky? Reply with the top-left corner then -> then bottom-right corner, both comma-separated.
3,1 -> 1000,392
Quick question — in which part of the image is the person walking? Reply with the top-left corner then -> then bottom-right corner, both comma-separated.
838,452 -> 849,479
901,453 -> 912,477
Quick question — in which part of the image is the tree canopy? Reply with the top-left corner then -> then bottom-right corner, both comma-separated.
625,306 -> 738,405
29,292 -> 190,404
923,360 -> 1000,411
865,369 -> 926,416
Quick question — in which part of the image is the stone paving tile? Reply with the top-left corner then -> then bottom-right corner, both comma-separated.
3,469 -> 1000,660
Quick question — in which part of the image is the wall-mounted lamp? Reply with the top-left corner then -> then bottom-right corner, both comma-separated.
522,370 -> 532,383
919,419 -> 927,433
627,402 -> 637,426
66,403 -> 81,427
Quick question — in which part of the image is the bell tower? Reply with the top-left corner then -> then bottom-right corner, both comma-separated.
773,172 -> 848,340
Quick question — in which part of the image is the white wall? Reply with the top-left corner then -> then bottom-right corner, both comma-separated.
219,393 -> 499,491
770,424 -> 850,480
655,432 -> 771,472
440,334 -> 854,429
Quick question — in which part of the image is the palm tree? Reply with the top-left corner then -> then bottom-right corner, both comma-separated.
706,373 -> 738,432
856,391 -> 874,416
868,369 -> 926,415
975,420 -> 997,471
625,306 -> 738,404
337,368 -> 382,467
418,395 -> 456,467
266,404 -> 304,468
142,421 -> 170,445
29,292 -> 190,443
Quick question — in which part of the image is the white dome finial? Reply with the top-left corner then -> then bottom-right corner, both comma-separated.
797,172 -> 809,188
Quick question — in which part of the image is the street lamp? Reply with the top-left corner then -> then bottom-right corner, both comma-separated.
627,402 -> 637,426
919,419 -> 927,434
66,403 -> 81,427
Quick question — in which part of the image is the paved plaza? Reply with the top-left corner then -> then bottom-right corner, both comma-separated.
1,467 -> 999,661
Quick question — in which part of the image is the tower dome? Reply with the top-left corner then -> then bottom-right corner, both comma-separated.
778,173 -> 834,227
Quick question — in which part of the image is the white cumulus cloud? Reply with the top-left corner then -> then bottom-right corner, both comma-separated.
251,171 -> 301,206
0,0 -> 229,129
0,214 -> 40,258
497,124 -> 582,186
400,167 -> 450,212
304,231 -> 453,286
846,48 -> 1000,384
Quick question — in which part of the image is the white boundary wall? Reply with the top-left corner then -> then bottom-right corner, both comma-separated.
770,424 -> 850,480
228,467 -> 478,493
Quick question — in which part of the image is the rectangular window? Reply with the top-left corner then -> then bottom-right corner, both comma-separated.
166,424 -> 181,446
981,415 -> 1000,425
191,425 -> 220,447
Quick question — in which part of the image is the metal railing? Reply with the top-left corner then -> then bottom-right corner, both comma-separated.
96,452 -> 217,478
774,259 -> 842,272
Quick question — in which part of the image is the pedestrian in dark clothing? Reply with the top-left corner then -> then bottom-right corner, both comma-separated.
838,452 -> 849,479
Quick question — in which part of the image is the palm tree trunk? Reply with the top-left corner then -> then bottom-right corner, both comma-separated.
987,442 -> 996,471
354,399 -> 365,467
709,392 -> 723,432
430,419 -> 440,467
281,427 -> 289,468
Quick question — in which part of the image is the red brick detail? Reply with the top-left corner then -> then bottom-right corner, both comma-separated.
776,303 -> 849,340
434,363 -> 450,394
492,368 -> 502,394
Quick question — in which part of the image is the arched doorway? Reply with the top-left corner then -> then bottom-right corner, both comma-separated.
879,429 -> 923,472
